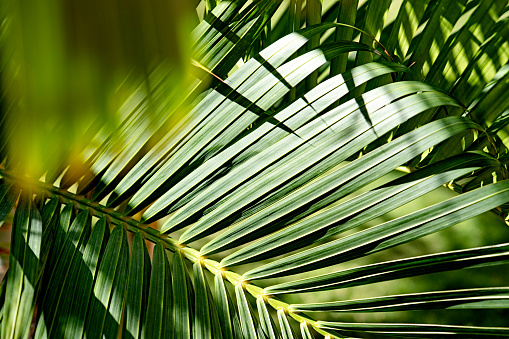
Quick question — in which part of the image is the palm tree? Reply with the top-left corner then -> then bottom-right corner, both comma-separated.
1,0 -> 509,338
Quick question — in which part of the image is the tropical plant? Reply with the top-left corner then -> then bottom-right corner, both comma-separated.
1,0 -> 509,338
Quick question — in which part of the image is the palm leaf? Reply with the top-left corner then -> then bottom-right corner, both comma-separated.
1,1 -> 509,338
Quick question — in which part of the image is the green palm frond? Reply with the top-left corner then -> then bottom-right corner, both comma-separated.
1,0 -> 509,338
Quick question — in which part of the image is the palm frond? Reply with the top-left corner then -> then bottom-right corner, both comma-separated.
1,1 -> 509,338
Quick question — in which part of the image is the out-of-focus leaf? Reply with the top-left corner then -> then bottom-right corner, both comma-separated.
0,183 -> 20,224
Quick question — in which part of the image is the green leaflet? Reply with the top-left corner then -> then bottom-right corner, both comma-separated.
119,23 -> 348,215
173,250 -> 193,338
304,0 -> 322,90
330,0 -> 359,77
291,287 -> 509,312
2,2 -> 509,338
318,321 -> 509,337
49,204 -> 75,268
247,177 -> 509,281
38,198 -> 60,274
153,62 -> 408,235
142,242 -> 172,339
404,0 -> 468,79
203,116 -> 473,256
91,0 -> 284,203
63,218 -> 109,338
137,41 -> 374,222
221,150 -> 493,266
425,0 -> 507,90
207,275 -> 224,339
472,68 -> 509,125
193,262 -> 212,339
170,83 -> 459,241
1,192 -> 42,339
39,216 -> 106,336
193,1 -> 282,78
235,284 -> 258,339
215,273 -> 235,339
257,297 -> 278,339
264,243 -> 509,295
277,309 -> 296,339
221,166 -> 478,267
192,261 -> 224,339
83,225 -> 129,338
34,209 -> 91,339
355,0 -> 391,67
385,0 -> 430,61
300,322 -> 315,339
450,18 -> 509,113
351,0 -> 391,97
124,232 -> 150,339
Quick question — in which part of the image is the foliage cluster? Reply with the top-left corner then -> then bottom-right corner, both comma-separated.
1,0 -> 509,338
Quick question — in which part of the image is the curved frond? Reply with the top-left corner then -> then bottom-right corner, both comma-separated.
2,1 -> 509,338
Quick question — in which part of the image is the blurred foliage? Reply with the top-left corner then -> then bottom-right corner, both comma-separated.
0,0 -> 194,178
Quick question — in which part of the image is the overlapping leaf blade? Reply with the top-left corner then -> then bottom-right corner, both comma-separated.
124,232 -> 150,339
1,192 -> 41,339
83,225 -> 129,338
221,166 -> 479,267
291,287 -> 509,312
35,209 -> 91,339
246,177 -> 509,281
142,242 -> 172,338
257,297 -> 278,339
278,309 -> 296,339
172,83 -> 460,244
203,115 -> 474,256
173,250 -> 193,338
236,284 -> 258,339
318,321 -> 509,338
63,217 -> 109,338
265,243 -> 509,295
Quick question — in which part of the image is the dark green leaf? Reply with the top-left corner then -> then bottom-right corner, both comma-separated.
1,192 -> 42,339
124,232 -> 151,339
142,242 -> 172,339
173,250 -> 193,338
83,225 -> 129,338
